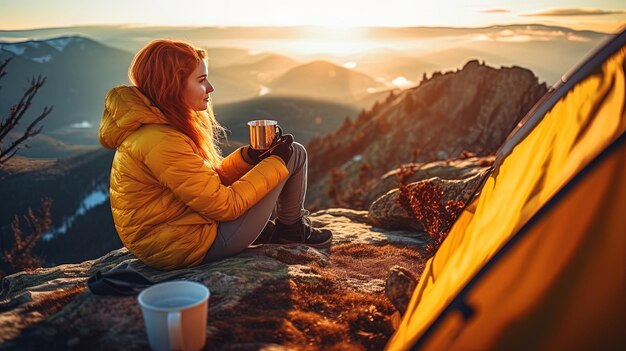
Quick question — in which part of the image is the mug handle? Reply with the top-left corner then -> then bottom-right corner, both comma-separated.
259,125 -> 285,159
274,125 -> 283,144
168,311 -> 184,350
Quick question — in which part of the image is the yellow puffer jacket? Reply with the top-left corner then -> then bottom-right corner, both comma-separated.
98,86 -> 289,270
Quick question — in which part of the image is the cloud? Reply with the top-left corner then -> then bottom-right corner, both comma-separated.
481,9 -> 510,14
471,28 -> 592,43
522,8 -> 626,17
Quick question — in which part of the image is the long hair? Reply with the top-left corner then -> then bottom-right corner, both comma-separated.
128,39 -> 227,166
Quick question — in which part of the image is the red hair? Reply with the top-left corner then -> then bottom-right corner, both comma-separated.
129,39 -> 225,164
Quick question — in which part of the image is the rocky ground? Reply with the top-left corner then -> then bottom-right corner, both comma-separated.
0,209 -> 431,350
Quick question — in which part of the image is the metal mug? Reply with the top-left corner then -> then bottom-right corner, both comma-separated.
247,120 -> 283,150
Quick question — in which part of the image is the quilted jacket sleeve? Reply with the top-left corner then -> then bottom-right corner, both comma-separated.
215,147 -> 255,186
143,133 -> 289,222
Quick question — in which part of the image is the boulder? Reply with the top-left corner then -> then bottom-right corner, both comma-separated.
385,266 -> 418,315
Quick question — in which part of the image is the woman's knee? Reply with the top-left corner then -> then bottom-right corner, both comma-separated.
292,141 -> 307,159
289,141 -> 307,169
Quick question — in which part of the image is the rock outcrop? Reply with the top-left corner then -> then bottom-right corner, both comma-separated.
305,61 -> 546,210
0,209 -> 431,350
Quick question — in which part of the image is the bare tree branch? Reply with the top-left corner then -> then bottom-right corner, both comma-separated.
0,59 -> 53,166
0,75 -> 48,140
0,105 -> 52,164
0,57 -> 10,82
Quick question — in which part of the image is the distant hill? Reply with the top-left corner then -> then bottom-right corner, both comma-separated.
0,36 -> 132,137
208,53 -> 301,104
266,60 -> 386,103
4,131 -> 99,159
219,53 -> 300,74
215,94 -> 359,154
206,47 -> 273,67
333,48 -> 439,86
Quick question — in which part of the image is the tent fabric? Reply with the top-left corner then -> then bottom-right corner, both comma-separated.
386,29 -> 626,351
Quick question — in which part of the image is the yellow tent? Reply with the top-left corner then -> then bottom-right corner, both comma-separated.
386,28 -> 626,350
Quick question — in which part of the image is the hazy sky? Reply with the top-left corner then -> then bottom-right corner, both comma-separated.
0,0 -> 624,32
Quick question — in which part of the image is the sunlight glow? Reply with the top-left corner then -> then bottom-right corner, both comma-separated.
258,85 -> 271,96
282,40 -> 377,56
391,76 -> 416,88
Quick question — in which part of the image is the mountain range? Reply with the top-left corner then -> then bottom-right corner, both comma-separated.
266,60 -> 386,102
0,24 -> 609,156
3,24 -> 608,83
0,35 -> 386,157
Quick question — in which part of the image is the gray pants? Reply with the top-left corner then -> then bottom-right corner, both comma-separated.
203,142 -> 308,262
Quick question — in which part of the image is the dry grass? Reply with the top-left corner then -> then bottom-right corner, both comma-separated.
206,243 -> 427,350
398,181 -> 464,255
26,285 -> 86,316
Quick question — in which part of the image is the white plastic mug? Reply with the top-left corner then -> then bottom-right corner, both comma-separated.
138,281 -> 210,351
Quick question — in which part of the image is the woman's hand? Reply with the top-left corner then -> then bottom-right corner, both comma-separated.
242,134 -> 294,165
263,134 -> 293,165
241,146 -> 265,164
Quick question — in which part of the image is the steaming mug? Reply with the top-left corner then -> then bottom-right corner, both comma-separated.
138,281 -> 209,351
248,119 -> 283,150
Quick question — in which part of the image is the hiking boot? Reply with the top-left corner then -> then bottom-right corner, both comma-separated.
274,210 -> 333,249
250,219 -> 276,247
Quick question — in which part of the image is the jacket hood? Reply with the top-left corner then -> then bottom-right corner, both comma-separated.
98,85 -> 169,149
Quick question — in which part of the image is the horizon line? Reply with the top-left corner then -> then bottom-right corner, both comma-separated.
0,22 -> 617,34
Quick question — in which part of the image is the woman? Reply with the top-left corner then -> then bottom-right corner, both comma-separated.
99,39 -> 332,270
